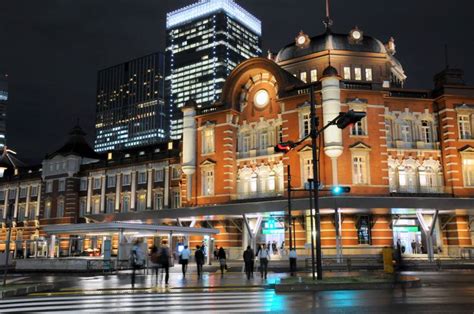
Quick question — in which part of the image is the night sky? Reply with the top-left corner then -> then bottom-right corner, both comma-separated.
1,0 -> 473,163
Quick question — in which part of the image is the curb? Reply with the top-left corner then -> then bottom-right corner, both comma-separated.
0,283 -> 55,299
275,277 -> 421,292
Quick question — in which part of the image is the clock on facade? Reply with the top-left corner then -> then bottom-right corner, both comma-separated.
254,89 -> 270,109
295,31 -> 310,49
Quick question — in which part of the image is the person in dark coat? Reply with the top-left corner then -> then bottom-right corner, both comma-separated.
243,246 -> 255,280
195,245 -> 205,279
217,247 -> 227,277
159,243 -> 170,285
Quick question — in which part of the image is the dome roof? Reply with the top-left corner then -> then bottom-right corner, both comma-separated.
276,31 -> 387,63
322,65 -> 339,77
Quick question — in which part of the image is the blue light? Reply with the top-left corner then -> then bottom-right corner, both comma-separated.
332,186 -> 342,195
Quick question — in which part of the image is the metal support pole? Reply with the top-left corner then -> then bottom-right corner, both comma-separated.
308,180 -> 316,280
287,165 -> 293,251
309,85 -> 323,280
3,204 -> 13,286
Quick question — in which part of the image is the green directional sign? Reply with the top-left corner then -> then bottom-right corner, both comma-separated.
393,226 -> 419,232
262,228 -> 285,235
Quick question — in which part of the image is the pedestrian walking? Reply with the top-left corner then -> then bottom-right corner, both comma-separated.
289,248 -> 297,276
217,247 -> 227,277
410,240 -> 416,254
159,243 -> 170,285
195,245 -> 205,279
130,239 -> 146,289
243,246 -> 255,280
149,245 -> 161,283
179,245 -> 191,278
258,243 -> 270,279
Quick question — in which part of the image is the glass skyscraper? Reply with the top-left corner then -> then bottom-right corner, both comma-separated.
166,0 -> 262,139
0,75 -> 7,149
94,53 -> 167,152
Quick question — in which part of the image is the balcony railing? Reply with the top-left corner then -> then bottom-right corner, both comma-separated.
390,186 -> 445,195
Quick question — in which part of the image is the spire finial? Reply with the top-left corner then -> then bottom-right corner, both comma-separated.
328,49 -> 332,66
323,0 -> 333,29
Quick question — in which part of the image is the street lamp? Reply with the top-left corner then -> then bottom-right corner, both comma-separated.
275,85 -> 366,280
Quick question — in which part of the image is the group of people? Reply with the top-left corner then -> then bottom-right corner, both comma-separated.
130,240 -> 299,288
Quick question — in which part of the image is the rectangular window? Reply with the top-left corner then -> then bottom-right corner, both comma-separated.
202,169 -> 214,196
28,203 -> 36,220
122,195 -> 130,213
80,178 -> 87,191
302,158 -> 314,186
154,169 -> 164,182
202,128 -> 215,154
300,72 -> 307,83
17,204 -> 26,221
310,69 -> 318,82
9,189 -> 16,200
79,198 -> 86,217
44,201 -> 51,219
58,179 -> 66,192
421,120 -> 433,143
350,119 -> 366,136
259,132 -> 268,150
463,158 -> 474,186
242,135 -> 250,153
354,67 -> 362,81
458,115 -> 472,139
46,182 -> 53,193
0,191 -> 4,201
122,174 -> 131,186
57,199 -> 64,217
365,68 -> 373,81
19,187 -> 27,198
172,190 -> 181,208
137,194 -> 146,211
302,112 -> 311,137
172,167 -> 181,180
400,123 -> 412,142
138,172 -> 147,184
30,186 -> 38,197
93,178 -> 101,190
106,197 -> 114,213
92,198 -> 100,214
357,216 -> 371,245
343,67 -> 351,80
353,155 -> 368,185
154,193 -> 163,210
107,175 -> 116,188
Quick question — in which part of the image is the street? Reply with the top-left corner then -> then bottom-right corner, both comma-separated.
0,270 -> 473,313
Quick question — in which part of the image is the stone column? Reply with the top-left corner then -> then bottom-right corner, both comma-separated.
3,189 -> 8,220
35,184 -> 41,219
100,175 -> 106,213
131,171 -> 137,211
147,169 -> 153,209
13,186 -> 19,219
164,167 -> 170,208
115,173 -> 121,212
25,186 -> 31,219
86,177 -> 92,214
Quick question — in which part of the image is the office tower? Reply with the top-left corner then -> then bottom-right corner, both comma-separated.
166,0 -> 262,139
94,53 -> 167,152
0,75 -> 7,148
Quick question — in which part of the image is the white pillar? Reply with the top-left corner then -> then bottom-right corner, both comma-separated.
100,175 -> 106,213
131,171 -> 136,211
86,177 -> 92,214
35,184 -> 41,219
13,186 -> 19,219
147,169 -> 153,209
25,186 -> 31,219
182,106 -> 197,201
3,189 -> 8,220
115,173 -> 121,212
164,167 -> 170,208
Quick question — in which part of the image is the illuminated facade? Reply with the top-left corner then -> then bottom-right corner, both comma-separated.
94,53 -> 167,152
0,75 -> 7,148
166,0 -> 262,139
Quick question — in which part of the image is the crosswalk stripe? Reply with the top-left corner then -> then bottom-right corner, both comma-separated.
0,292 -> 275,313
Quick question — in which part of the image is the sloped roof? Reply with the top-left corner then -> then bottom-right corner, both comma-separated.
46,125 -> 100,160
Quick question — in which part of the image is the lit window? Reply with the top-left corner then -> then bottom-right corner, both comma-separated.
310,69 -> 318,82
137,194 -> 146,211
202,128 -> 215,154
365,68 -> 373,81
463,158 -> 474,187
154,193 -> 163,210
300,72 -> 307,83
343,67 -> 351,80
259,132 -> 268,150
154,169 -> 164,182
352,155 -> 369,185
420,120 -> 433,143
303,158 -> 314,183
357,216 -> 371,244
202,168 -> 214,196
458,115 -> 472,140
172,167 -> 181,180
172,190 -> 181,208
354,67 -> 362,81
44,201 -> 51,218
122,195 -> 130,212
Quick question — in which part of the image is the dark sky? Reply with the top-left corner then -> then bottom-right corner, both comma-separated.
1,0 -> 473,163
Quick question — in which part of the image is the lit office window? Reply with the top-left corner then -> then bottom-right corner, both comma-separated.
365,68 -> 373,81
354,67 -> 362,81
343,67 -> 351,80
300,72 -> 307,83
310,69 -> 318,82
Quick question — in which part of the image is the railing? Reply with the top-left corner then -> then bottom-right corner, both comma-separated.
391,186 -> 446,195
388,90 -> 430,99
341,81 -> 373,90
232,191 -> 283,200
305,255 -> 383,271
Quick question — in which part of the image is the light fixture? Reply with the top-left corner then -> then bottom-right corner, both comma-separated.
349,27 -> 364,43
254,89 -> 270,109
295,31 -> 310,49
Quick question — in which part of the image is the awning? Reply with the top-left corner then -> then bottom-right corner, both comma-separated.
43,222 -> 220,236
85,196 -> 474,223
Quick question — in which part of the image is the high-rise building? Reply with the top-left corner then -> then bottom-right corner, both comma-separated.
94,53 -> 167,152
166,0 -> 262,139
0,75 -> 8,149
